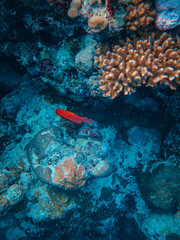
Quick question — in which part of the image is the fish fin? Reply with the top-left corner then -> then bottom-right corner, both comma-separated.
82,117 -> 94,124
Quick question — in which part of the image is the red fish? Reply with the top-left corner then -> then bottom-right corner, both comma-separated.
55,109 -> 93,124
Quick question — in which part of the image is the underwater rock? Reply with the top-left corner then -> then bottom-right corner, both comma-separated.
27,184 -> 75,221
56,41 -> 76,70
175,210 -> 180,227
137,165 -> 180,212
115,126 -> 161,168
0,63 -> 22,98
166,233 -> 180,240
0,120 -> 10,138
124,95 -> 160,113
155,0 -> 180,30
0,170 -> 16,192
141,213 -> 180,240
87,160 -> 112,177
25,126 -> 113,189
0,197 -> 9,216
127,126 -> 148,146
163,124 -> 180,164
5,226 -> 26,240
75,34 -> 97,76
0,184 -> 24,216
1,184 -> 24,206
75,47 -> 94,76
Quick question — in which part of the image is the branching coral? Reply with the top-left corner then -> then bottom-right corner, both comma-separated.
94,32 -> 180,99
126,0 -> 156,31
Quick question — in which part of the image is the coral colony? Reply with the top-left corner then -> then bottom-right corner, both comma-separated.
0,0 -> 180,239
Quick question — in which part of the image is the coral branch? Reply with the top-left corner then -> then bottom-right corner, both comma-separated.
95,33 -> 180,99
126,0 -> 156,31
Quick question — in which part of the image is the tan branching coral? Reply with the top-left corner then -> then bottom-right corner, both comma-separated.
95,33 -> 180,99
126,0 -> 156,31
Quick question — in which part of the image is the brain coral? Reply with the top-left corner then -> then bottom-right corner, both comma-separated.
95,32 -> 180,99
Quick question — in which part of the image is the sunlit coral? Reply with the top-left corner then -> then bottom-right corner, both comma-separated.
126,0 -> 156,31
95,32 -> 180,99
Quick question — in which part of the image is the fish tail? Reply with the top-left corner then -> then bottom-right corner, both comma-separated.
82,117 -> 93,124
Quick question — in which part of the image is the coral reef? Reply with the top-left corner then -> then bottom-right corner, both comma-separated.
95,32 -> 180,98
0,0 -> 180,239
126,0 -> 156,31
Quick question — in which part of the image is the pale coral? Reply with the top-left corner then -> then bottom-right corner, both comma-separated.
95,33 -> 180,99
68,7 -> 79,18
70,0 -> 82,10
88,16 -> 109,33
68,0 -> 82,18
126,0 -> 156,31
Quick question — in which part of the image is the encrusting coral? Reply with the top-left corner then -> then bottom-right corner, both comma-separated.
95,32 -> 180,99
68,0 -> 82,18
126,0 -> 156,31
53,157 -> 86,189
88,16 -> 109,33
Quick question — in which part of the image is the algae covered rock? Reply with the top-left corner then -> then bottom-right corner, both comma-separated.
75,47 -> 94,76
25,126 -> 113,190
137,165 -> 180,212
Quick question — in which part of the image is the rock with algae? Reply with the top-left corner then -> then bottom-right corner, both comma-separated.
25,126 -> 114,190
